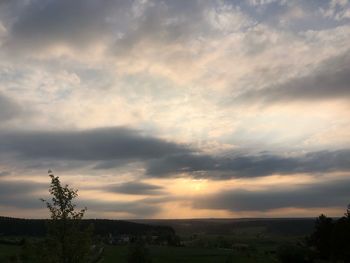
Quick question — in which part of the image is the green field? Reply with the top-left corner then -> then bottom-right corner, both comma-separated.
0,227 -> 294,263
0,218 -> 310,263
0,244 -> 20,262
0,243 -> 277,263
102,245 -> 277,263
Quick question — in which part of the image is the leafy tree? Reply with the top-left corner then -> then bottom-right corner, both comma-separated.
308,205 -> 350,262
330,204 -> 350,262
308,214 -> 333,260
42,171 -> 87,220
38,170 -> 93,263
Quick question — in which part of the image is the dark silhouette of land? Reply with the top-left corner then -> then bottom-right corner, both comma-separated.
0,216 -> 174,238
131,218 -> 316,236
1,215 -> 350,263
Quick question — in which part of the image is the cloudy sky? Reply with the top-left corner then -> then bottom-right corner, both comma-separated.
0,0 -> 349,219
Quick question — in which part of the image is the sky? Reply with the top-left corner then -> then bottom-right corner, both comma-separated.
0,0 -> 349,219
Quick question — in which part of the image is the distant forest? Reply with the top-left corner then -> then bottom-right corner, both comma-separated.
0,216 -> 174,237
133,218 -> 316,236
0,216 -> 317,238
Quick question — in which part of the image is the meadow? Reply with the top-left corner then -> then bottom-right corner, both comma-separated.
1,243 -> 278,263
0,218 -> 316,262
102,245 -> 277,263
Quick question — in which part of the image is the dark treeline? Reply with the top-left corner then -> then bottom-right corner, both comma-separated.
264,219 -> 315,235
0,216 -> 174,237
308,210 -> 350,262
135,218 -> 315,236
275,207 -> 350,263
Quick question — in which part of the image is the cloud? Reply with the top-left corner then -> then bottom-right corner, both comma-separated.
193,178 -> 350,212
0,92 -> 23,122
0,179 -> 47,209
0,126 -> 349,180
3,0 -> 124,53
0,0 -> 349,219
82,198 -> 161,218
0,177 -> 162,217
0,179 -> 45,196
0,128 -> 188,160
0,127 -> 190,161
237,50 -> 350,103
0,171 -> 10,177
320,0 -> 350,21
107,0 -> 254,81
146,154 -> 216,177
111,0 -> 209,54
106,181 -> 165,195
0,178 -> 161,217
146,149 -> 350,179
247,0 -> 287,6
2,0 -> 253,57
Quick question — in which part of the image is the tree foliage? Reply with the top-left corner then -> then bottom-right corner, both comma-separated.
277,243 -> 312,263
38,170 -> 92,263
309,214 -> 333,259
41,171 -> 86,220
309,205 -> 350,262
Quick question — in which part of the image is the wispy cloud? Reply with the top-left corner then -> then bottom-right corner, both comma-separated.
105,181 -> 166,196
236,50 -> 350,103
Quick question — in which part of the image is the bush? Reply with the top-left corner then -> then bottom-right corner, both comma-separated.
277,243 -> 311,263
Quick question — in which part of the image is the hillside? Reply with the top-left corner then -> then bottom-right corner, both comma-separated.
0,216 -> 174,237
131,218 -> 316,236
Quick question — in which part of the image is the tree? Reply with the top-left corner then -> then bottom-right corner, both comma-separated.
309,214 -> 333,260
277,243 -> 312,263
345,204 -> 350,219
39,170 -> 93,263
330,204 -> 350,262
308,205 -> 350,262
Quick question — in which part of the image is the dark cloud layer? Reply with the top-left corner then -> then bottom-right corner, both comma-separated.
2,0 -> 212,54
0,171 -> 10,177
0,126 -> 349,179
0,180 -> 47,209
193,178 -> 350,212
146,149 -> 350,179
0,127 -> 190,161
106,181 -> 165,195
238,51 -> 350,103
0,180 -> 45,196
0,92 -> 22,122
4,0 -> 125,52
81,199 -> 161,218
0,178 -> 161,217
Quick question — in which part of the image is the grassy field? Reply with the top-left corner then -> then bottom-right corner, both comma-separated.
0,243 -> 277,263
0,244 -> 20,262
102,245 -> 277,263
0,226 -> 302,263
0,217 -> 314,262
0,221 -> 304,263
